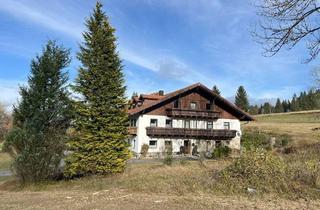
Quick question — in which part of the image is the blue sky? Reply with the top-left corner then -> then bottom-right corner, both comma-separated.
0,0 -> 316,110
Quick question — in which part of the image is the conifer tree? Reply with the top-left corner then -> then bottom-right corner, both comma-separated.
262,102 -> 273,114
274,98 -> 284,113
290,94 -> 300,111
65,2 -> 130,177
235,86 -> 249,112
212,85 -> 221,96
3,41 -> 72,182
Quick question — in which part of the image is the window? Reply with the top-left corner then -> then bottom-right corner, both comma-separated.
206,103 -> 211,110
207,121 -> 213,129
130,119 -> 137,127
166,119 -> 172,128
174,99 -> 179,108
223,122 -> 230,130
150,119 -> 158,127
184,120 -> 190,129
149,140 -> 157,148
190,102 -> 197,110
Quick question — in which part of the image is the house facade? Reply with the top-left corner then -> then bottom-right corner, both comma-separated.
127,83 -> 253,157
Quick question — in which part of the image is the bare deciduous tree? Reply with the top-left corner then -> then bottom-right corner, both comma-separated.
0,103 -> 10,142
254,0 -> 320,62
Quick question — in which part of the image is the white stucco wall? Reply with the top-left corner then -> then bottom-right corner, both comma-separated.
130,114 -> 242,155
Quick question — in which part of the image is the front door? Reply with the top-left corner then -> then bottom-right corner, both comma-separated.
183,140 -> 190,154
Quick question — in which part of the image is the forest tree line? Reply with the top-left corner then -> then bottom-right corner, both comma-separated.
223,85 -> 320,115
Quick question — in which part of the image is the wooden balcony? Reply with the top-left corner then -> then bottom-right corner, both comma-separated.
146,127 -> 236,139
128,127 -> 137,135
166,108 -> 220,119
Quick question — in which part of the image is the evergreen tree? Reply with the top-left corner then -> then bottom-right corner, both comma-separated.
290,94 -> 300,111
212,85 -> 221,96
3,41 -> 72,182
274,98 -> 284,113
282,100 -> 289,112
235,86 -> 249,112
65,2 -> 130,177
262,102 -> 273,114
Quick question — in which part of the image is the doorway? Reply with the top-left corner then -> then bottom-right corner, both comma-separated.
183,140 -> 190,154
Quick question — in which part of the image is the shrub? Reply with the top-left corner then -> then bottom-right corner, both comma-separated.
141,144 -> 149,158
219,149 -> 290,194
163,155 -> 173,166
241,131 -> 271,150
274,135 -> 290,148
212,146 -> 231,159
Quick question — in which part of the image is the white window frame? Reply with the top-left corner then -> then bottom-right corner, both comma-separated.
149,140 -> 157,149
207,121 -> 213,129
190,102 -> 197,110
150,119 -> 158,127
223,122 -> 230,130
184,120 -> 190,129
166,119 -> 173,128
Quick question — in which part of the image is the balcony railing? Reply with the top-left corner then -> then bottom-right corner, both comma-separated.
146,127 -> 236,139
128,127 -> 137,135
166,108 -> 220,119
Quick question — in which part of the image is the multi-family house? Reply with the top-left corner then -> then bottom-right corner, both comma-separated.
127,83 -> 254,156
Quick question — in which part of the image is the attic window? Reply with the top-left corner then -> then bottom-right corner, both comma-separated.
190,102 -> 197,110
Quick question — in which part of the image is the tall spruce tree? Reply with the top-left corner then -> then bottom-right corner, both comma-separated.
274,98 -> 284,113
212,85 -> 221,95
235,86 -> 249,112
3,41 -> 72,182
65,2 -> 130,177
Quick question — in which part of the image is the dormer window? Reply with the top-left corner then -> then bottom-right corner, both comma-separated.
190,102 -> 197,110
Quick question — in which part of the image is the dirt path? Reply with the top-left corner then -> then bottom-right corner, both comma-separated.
0,189 -> 319,210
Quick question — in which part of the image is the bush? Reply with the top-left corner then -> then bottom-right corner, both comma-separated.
163,155 -> 173,166
141,144 -> 149,158
241,131 -> 271,150
212,146 -> 231,159
274,135 -> 290,148
242,131 -> 291,151
219,149 -> 290,194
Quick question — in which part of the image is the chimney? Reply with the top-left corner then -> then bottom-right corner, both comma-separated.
159,90 -> 164,96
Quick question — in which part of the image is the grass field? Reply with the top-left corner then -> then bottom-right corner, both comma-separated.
243,110 -> 320,146
0,110 -> 320,209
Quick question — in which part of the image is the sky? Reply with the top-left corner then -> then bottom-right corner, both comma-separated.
0,0 -> 317,111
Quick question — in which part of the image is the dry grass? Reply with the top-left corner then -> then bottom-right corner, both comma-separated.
1,160 -> 320,209
244,122 -> 320,145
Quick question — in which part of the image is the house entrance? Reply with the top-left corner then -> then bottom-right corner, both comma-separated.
183,140 -> 191,154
